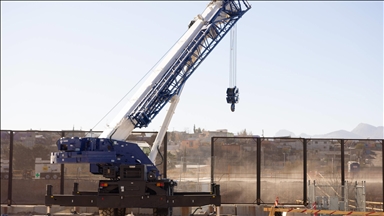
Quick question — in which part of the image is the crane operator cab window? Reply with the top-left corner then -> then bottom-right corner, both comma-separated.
138,143 -> 151,156
127,140 -> 151,156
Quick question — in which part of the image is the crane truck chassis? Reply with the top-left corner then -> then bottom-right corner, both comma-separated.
45,0 -> 251,215
46,167 -> 220,215
46,165 -> 220,215
45,137 -> 220,215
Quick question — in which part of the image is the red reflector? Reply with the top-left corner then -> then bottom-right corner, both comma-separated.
100,182 -> 108,187
156,182 -> 164,187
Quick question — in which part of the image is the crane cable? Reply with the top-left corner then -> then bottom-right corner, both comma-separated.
90,31 -> 189,131
229,23 -> 237,88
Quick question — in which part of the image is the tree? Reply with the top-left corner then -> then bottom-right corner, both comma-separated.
354,143 -> 365,149
193,125 -> 202,134
237,129 -> 252,136
167,152 -> 177,169
1,144 -> 9,160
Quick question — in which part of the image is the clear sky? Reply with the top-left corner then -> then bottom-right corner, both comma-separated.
1,1 -> 383,137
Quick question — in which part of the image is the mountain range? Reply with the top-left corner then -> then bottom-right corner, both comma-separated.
274,123 -> 384,139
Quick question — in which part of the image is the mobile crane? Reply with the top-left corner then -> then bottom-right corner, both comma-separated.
45,1 -> 251,215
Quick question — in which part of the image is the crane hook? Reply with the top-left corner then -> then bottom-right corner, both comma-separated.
231,103 -> 235,112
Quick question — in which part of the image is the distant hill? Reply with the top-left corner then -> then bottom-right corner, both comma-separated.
351,123 -> 384,139
275,123 -> 384,139
298,133 -> 311,138
315,130 -> 361,139
275,129 -> 295,137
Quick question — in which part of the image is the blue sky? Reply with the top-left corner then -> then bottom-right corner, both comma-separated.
1,1 -> 383,136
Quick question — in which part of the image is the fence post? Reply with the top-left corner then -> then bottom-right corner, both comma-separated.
257,137 -> 261,205
210,137 -> 215,185
340,140 -> 345,186
163,132 -> 167,179
382,139 -> 383,212
60,131 -> 65,194
303,138 -> 307,206
7,130 -> 13,206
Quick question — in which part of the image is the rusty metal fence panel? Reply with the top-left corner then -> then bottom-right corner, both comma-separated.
1,131 -> 10,204
213,137 -> 257,204
0,130 -> 162,205
17,131 -> 62,204
166,132 -> 212,193
211,137 -> 383,207
260,138 -> 304,204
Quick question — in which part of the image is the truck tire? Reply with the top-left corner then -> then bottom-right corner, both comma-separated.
116,208 -> 126,216
99,208 -> 113,216
99,208 -> 125,216
153,208 -> 171,216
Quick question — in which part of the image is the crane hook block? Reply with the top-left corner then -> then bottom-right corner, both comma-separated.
226,86 -> 239,112
231,103 -> 235,112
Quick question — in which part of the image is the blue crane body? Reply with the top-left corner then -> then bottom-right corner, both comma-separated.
46,1 -> 251,215
55,137 -> 159,178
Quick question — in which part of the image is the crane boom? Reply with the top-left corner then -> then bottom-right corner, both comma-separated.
51,0 -> 251,177
99,0 -> 251,141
